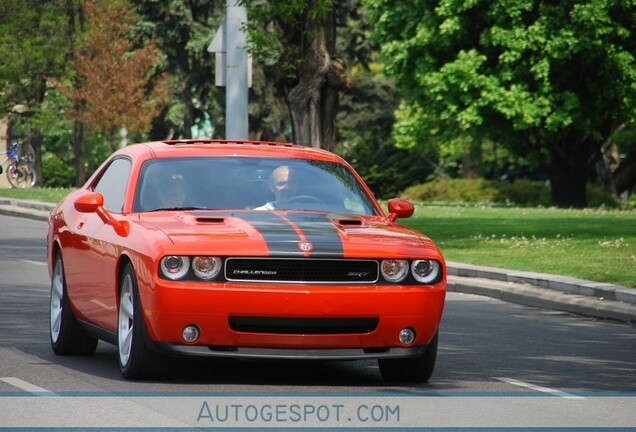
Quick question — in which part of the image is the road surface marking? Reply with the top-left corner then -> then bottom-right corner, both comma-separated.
21,260 -> 47,266
0,377 -> 55,395
494,377 -> 585,399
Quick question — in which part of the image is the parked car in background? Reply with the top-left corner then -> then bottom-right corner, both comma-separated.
47,139 -> 446,381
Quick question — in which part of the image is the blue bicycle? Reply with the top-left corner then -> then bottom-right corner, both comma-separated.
0,141 -> 36,188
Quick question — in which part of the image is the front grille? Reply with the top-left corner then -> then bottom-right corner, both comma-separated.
229,316 -> 379,334
225,258 -> 378,283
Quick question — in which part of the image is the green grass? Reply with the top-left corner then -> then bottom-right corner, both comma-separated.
401,204 -> 636,288
0,187 -> 73,203
2,188 -> 634,287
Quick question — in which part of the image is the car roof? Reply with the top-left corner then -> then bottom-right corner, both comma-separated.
124,139 -> 343,163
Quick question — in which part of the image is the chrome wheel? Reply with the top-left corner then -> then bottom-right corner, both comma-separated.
118,274 -> 135,368
49,253 -> 97,356
50,258 -> 64,343
118,263 -> 168,379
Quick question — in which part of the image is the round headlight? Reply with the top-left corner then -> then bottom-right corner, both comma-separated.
411,260 -> 441,284
380,259 -> 409,283
160,256 -> 190,280
192,256 -> 222,280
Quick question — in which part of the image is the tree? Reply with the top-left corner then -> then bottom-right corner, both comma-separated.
57,0 -> 170,154
131,0 -> 225,139
367,0 -> 636,207
0,0 -> 74,186
337,70 -> 439,198
335,4 -> 438,198
243,0 -> 352,151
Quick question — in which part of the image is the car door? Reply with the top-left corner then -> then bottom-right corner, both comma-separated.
64,157 -> 132,332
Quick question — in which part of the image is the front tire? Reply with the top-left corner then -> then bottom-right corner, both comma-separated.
7,163 -> 36,188
118,263 -> 167,379
378,331 -> 439,383
49,253 -> 98,356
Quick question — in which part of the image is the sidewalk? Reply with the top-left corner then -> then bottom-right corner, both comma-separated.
2,197 -> 635,323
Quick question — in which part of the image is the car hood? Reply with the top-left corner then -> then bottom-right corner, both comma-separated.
137,210 -> 439,259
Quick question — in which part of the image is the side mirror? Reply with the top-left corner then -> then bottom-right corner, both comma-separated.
387,198 -> 415,222
73,192 -> 129,237
74,192 -> 104,213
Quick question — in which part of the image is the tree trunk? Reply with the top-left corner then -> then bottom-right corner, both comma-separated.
614,149 -> 636,196
279,2 -> 350,151
548,140 -> 591,208
73,120 -> 85,187
182,84 -> 193,139
549,170 -> 588,208
30,133 -> 43,187
287,63 -> 344,152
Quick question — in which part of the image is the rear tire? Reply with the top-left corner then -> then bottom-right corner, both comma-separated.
378,331 -> 439,383
7,163 -> 36,188
49,253 -> 98,356
118,263 -> 168,379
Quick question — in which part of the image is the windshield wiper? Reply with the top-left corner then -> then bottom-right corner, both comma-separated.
147,206 -> 209,212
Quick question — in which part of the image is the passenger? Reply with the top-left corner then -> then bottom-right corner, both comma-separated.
147,171 -> 187,210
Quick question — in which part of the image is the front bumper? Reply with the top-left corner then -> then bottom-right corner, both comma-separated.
154,344 -> 428,360
139,279 -> 446,359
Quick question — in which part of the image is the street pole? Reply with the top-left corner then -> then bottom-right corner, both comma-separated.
225,0 -> 249,140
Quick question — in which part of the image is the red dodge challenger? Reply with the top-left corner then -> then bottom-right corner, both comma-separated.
47,139 -> 446,381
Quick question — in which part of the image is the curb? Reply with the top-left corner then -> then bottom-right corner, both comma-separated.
0,198 -> 54,222
447,276 -> 636,323
447,261 -> 636,307
1,198 -> 634,322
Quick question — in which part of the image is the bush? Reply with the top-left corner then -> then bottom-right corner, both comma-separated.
587,184 -> 621,208
402,178 -> 621,207
42,153 -> 75,188
402,178 -> 499,203
496,179 -> 551,206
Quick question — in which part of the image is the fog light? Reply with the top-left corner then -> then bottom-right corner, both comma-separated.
182,325 -> 200,343
399,328 -> 415,345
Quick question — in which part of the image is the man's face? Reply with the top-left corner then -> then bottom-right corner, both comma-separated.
271,165 -> 295,203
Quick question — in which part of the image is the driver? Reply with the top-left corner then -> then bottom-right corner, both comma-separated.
254,165 -> 298,210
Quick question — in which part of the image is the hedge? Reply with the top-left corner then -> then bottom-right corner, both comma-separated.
401,178 -> 621,208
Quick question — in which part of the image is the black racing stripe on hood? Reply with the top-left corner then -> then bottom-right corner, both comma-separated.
284,213 -> 344,258
192,211 -> 344,257
207,211 -> 303,256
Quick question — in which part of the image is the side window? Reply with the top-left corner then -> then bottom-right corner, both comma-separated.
93,158 -> 131,213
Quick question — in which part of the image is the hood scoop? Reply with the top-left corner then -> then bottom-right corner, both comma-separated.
195,216 -> 225,224
334,219 -> 363,227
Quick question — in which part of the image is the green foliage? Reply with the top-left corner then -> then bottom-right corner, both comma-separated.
366,0 -> 636,207
242,0 -> 336,75
587,184 -> 623,208
403,205 -> 636,287
41,153 -> 75,188
402,178 -> 620,208
337,66 -> 438,198
0,0 -> 70,115
131,0 -> 224,138
402,178 -> 503,204
500,179 -> 551,207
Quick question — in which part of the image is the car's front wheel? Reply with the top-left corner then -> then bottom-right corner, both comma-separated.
49,253 -> 98,356
378,331 -> 439,383
118,262 -> 167,379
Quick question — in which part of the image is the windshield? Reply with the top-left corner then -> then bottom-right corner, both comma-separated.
134,157 -> 379,215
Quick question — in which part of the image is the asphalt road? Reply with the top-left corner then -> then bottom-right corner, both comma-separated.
1,214 -> 635,428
